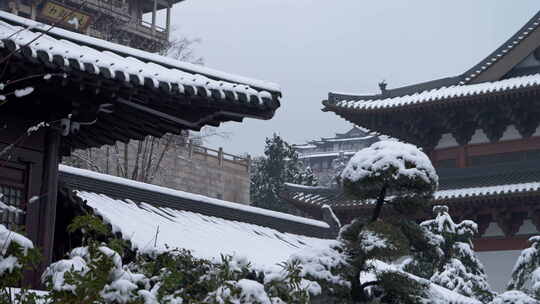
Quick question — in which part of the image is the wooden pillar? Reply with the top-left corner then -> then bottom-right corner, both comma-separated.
218,147 -> 223,168
35,128 -> 61,283
188,140 -> 193,158
30,3 -> 37,20
457,145 -> 467,168
151,0 -> 157,34
8,1 -> 19,15
166,3 -> 171,40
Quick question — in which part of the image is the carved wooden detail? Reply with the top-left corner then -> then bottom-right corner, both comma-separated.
531,209 -> 540,232
444,107 -> 479,146
510,97 -> 540,138
476,103 -> 512,143
475,214 -> 493,237
496,210 -> 527,237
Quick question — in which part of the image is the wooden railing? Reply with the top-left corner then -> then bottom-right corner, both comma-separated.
119,20 -> 168,42
187,142 -> 251,172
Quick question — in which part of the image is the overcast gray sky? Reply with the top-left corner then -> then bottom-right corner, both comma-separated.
169,1 -> 540,157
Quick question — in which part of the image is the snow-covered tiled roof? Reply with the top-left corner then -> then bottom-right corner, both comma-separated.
329,73 -> 540,112
325,10 -> 540,113
60,165 -> 329,230
435,182 -> 540,200
298,151 -> 356,159
76,190 -> 335,269
0,11 -> 280,107
283,180 -> 540,210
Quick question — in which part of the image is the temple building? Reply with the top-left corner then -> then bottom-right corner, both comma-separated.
0,10 -> 287,286
282,10 -> 540,290
293,126 -> 379,186
1,0 -> 179,52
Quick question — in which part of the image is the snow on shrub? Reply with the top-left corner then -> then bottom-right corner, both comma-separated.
0,224 -> 40,303
43,243 -> 149,304
337,140 -> 441,303
340,140 -> 438,200
404,205 -> 494,302
0,224 -> 35,279
508,236 -> 540,299
490,290 -> 539,304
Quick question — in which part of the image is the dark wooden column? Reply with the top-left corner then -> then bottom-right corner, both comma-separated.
35,128 -> 61,282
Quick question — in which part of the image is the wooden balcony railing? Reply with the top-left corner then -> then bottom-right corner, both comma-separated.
187,142 -> 251,172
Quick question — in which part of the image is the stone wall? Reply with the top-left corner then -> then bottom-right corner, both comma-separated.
63,140 -> 251,205
155,144 -> 251,204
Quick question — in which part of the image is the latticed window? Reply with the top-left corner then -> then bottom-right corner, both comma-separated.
0,184 -> 25,229
0,163 -> 27,230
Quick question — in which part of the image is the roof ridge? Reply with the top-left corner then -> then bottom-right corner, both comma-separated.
459,10 -> 540,85
325,72 -> 540,110
328,77 -> 459,102
0,11 -> 281,94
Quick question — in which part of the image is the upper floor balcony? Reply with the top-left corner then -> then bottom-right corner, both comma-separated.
3,0 -> 183,52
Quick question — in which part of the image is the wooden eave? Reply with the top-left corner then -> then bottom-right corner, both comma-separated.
323,83 -> 540,115
0,11 -> 283,154
282,188 -> 540,214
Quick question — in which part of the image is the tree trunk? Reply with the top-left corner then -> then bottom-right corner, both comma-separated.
370,186 -> 387,223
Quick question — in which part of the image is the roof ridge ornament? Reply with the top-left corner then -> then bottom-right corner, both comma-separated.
378,80 -> 388,96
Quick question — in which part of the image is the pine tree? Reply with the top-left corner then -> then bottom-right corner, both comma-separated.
508,236 -> 540,299
331,151 -> 348,187
403,205 -> 494,302
338,140 -> 440,303
251,133 -> 318,213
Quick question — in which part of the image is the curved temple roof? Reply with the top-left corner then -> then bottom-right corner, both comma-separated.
0,12 -> 280,111
0,11 -> 282,151
326,73 -> 540,112
324,10 -> 540,113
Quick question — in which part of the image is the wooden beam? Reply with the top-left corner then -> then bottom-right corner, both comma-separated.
152,0 -> 157,34
35,128 -> 61,286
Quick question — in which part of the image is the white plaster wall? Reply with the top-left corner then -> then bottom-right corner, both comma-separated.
469,129 -> 490,144
464,125 -> 540,145
477,250 -> 521,292
533,125 -> 540,137
435,133 -> 459,149
517,220 -> 538,235
500,125 -> 521,141
483,222 -> 505,237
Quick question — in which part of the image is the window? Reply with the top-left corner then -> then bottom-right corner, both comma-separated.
0,163 -> 27,230
436,159 -> 457,168
321,160 -> 329,169
469,149 -> 540,167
